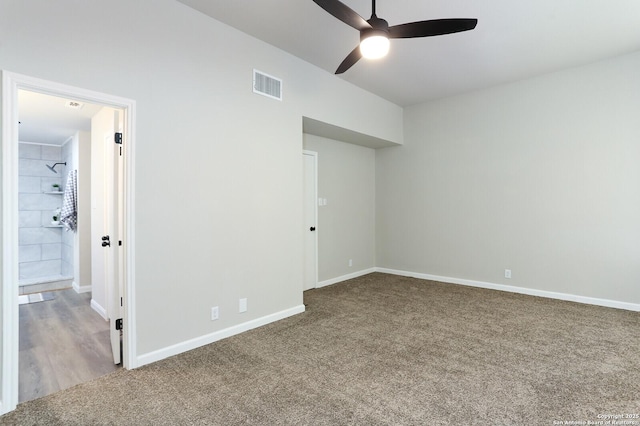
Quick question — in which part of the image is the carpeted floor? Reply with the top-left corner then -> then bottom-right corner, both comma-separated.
2,273 -> 639,425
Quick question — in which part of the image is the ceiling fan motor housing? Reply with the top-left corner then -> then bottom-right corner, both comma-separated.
361,15 -> 389,40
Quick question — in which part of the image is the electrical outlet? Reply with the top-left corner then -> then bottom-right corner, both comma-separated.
348,259 -> 353,267
504,269 -> 512,279
211,306 -> 219,321
239,298 -> 247,313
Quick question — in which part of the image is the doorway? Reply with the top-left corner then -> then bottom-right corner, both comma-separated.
1,71 -> 136,413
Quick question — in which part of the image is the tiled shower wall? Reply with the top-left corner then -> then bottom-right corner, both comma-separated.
18,142 -> 73,284
61,140 -> 74,277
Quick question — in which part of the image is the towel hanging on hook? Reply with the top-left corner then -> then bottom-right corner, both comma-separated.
60,169 -> 78,232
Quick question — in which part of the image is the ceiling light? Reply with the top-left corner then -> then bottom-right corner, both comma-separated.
360,33 -> 390,59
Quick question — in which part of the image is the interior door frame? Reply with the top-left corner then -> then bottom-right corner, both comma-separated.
303,150 -> 318,290
1,71 -> 137,414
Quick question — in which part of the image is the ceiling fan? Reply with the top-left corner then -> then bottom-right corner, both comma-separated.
313,0 -> 478,74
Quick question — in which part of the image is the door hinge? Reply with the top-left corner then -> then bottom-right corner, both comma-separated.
114,132 -> 123,144
115,318 -> 123,330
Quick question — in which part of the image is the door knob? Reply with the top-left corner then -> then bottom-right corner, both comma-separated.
310,227 -> 316,231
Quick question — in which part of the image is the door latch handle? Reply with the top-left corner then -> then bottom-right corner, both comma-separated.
310,227 -> 316,231
102,235 -> 111,247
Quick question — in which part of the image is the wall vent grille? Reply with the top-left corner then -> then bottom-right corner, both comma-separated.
253,69 -> 282,101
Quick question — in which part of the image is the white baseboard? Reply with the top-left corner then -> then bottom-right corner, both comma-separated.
72,281 -> 91,294
136,304 -> 306,368
90,299 -> 108,320
376,267 -> 640,312
316,267 -> 376,288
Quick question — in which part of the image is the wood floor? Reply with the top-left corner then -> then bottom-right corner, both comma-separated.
19,288 -> 120,403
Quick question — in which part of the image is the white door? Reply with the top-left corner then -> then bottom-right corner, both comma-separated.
106,110 -> 124,364
114,110 -> 125,364
303,151 -> 318,291
91,107 -> 122,364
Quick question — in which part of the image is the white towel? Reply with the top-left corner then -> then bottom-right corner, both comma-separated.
60,169 -> 78,232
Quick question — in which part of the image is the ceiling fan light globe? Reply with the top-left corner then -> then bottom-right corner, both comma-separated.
360,35 -> 389,59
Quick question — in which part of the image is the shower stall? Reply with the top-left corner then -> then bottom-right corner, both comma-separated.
18,141 -> 75,294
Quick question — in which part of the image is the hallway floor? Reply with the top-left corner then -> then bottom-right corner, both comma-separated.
19,288 -> 120,403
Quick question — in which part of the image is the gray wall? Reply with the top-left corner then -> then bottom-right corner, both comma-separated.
303,134 -> 376,282
376,51 -> 640,304
0,0 -> 403,364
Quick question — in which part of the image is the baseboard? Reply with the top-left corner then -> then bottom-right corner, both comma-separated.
136,304 -> 306,368
72,281 -> 91,294
90,299 -> 108,320
316,267 -> 376,288
0,400 -> 10,417
376,267 -> 640,312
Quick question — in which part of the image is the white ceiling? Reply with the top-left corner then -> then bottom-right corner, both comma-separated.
177,0 -> 640,106
19,90 -> 103,145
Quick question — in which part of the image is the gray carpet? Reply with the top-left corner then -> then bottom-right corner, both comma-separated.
2,273 -> 639,425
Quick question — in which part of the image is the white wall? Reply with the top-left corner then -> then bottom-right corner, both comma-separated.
376,51 -> 640,305
0,0 -> 402,365
0,72 -> 5,403
76,130 -> 92,291
303,134 -> 376,283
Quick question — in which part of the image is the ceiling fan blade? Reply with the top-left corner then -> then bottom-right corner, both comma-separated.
335,46 -> 362,74
313,0 -> 372,31
389,18 -> 477,39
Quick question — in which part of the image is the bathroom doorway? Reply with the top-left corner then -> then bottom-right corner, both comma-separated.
1,72 -> 136,412
16,90 -> 116,403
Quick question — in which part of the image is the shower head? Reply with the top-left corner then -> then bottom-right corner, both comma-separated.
46,162 -> 66,174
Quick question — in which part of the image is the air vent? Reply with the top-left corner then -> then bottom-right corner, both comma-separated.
65,100 -> 84,109
253,69 -> 282,101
